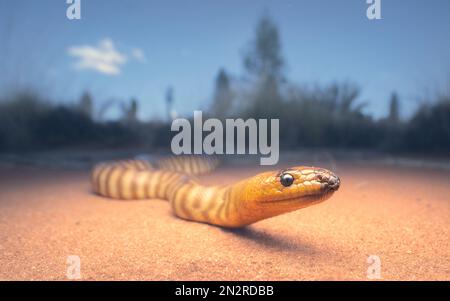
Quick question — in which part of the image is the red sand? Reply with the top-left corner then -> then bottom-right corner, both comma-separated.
0,163 -> 449,280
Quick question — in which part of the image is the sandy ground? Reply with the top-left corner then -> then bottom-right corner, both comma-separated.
0,162 -> 449,280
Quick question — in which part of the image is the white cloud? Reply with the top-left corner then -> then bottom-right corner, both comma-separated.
131,48 -> 147,63
68,38 -> 127,76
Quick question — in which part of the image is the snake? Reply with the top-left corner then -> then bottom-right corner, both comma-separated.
91,156 -> 340,228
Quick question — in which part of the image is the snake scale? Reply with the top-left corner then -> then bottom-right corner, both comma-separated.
91,156 -> 340,228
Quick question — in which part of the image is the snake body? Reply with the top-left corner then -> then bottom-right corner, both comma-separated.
91,156 -> 340,228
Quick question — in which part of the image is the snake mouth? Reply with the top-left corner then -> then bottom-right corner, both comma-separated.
261,189 -> 335,204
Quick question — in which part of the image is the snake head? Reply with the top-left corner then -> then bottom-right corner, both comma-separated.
235,166 -> 340,225
275,167 -> 341,200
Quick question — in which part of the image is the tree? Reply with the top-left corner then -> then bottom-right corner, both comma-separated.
243,15 -> 285,117
121,98 -> 139,124
165,86 -> 175,120
243,15 -> 284,81
335,82 -> 366,116
210,68 -> 233,118
78,91 -> 93,119
130,99 -> 138,121
388,92 -> 400,124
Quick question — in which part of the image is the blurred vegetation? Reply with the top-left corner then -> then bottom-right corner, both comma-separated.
0,15 -> 449,155
0,91 -> 171,151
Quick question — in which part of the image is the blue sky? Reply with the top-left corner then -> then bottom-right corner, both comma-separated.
1,0 -> 450,120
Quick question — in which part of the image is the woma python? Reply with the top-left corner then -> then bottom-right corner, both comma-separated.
91,156 -> 340,228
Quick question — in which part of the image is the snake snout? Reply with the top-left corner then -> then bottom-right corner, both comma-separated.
316,171 -> 340,192
327,175 -> 340,191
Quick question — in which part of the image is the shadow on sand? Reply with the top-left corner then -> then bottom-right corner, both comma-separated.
221,227 -> 320,255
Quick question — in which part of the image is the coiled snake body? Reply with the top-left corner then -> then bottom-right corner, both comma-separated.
91,156 -> 340,228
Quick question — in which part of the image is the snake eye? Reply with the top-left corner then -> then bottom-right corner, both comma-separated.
280,173 -> 294,187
